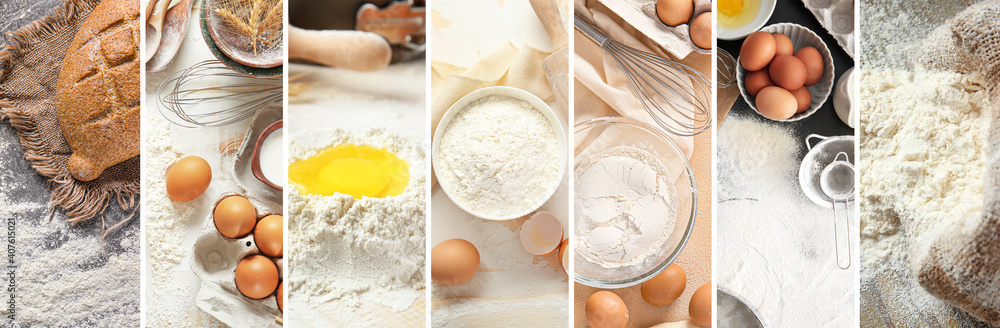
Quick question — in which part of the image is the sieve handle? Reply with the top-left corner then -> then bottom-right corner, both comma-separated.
806,134 -> 828,151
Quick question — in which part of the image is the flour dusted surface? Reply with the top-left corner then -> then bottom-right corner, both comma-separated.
288,129 -> 425,326
437,95 -> 560,218
717,116 -> 855,327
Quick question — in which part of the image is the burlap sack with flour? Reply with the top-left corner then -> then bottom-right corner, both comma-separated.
0,0 -> 139,233
917,0 -> 1000,324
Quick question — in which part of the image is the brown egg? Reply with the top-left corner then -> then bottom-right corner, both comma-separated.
235,255 -> 279,299
558,238 -> 569,274
276,282 -> 283,311
689,283 -> 713,326
213,195 -> 257,239
689,12 -> 712,49
772,33 -> 794,56
796,46 -> 825,86
641,263 -> 687,306
656,0 -> 693,26
166,156 -> 211,202
739,31 -> 775,71
768,55 -> 807,90
789,87 -> 812,113
744,68 -> 774,97
756,86 -> 797,120
586,291 -> 629,328
254,214 -> 283,257
431,239 -> 480,285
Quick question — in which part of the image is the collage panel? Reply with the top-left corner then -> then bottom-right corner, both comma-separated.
429,0 -> 571,326
573,0 -> 712,327
284,1 -> 427,327
144,0 -> 284,325
860,0 -> 1000,326
0,0 -> 141,326
716,0 -> 857,326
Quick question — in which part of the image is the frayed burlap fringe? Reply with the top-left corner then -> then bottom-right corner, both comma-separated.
0,0 -> 138,240
0,0 -> 97,81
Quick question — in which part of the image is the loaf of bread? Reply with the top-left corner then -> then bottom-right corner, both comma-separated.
56,0 -> 140,181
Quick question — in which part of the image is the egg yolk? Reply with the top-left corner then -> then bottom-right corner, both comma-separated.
288,144 -> 409,199
718,0 -> 743,16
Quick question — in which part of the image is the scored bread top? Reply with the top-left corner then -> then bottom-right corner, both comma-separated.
56,0 -> 140,182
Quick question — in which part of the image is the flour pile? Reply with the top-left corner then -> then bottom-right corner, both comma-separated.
859,0 -> 1000,325
437,95 -> 560,218
575,145 -> 677,268
287,129 -> 425,326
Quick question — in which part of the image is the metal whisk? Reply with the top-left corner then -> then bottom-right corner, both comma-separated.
575,12 -> 711,136
157,60 -> 282,127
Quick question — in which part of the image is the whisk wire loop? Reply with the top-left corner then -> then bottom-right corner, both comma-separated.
157,60 -> 282,127
575,12 -> 712,136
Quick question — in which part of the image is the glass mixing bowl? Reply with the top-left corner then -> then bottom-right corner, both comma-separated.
574,116 -> 698,288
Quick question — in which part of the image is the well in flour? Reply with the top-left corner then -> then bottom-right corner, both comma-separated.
288,129 -> 426,326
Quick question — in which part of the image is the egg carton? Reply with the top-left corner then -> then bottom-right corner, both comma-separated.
596,0 -> 712,58
190,192 -> 283,327
800,0 -> 855,58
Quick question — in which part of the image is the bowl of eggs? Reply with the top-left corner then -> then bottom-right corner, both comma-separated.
736,23 -> 835,122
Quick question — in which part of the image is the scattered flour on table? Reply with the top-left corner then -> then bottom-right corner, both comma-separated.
287,129 -> 426,327
436,95 -> 560,218
0,124 -> 139,327
143,108 -> 222,327
717,116 -> 855,327
575,145 -> 677,268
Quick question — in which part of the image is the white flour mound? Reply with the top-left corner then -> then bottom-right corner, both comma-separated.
860,68 -> 989,271
575,145 -> 677,268
436,95 -> 560,218
287,129 -> 426,326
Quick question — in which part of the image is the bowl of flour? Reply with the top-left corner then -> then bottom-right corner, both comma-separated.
573,117 -> 697,288
433,86 -> 567,220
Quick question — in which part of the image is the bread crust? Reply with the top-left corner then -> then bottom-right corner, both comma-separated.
56,0 -> 140,181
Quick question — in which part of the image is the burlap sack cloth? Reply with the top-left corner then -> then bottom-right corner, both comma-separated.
0,0 -> 139,236
916,0 -> 1000,324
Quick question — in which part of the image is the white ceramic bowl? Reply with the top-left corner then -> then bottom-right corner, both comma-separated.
432,86 -> 567,221
717,0 -> 776,40
736,23 -> 836,122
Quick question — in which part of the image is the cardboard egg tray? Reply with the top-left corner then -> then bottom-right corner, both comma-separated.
190,192 -> 283,327
596,0 -> 712,58
800,0 -> 855,58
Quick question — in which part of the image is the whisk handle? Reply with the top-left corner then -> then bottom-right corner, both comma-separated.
573,14 -> 607,46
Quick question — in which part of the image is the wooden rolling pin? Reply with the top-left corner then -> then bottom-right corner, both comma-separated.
288,26 -> 392,71
530,0 -> 569,109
